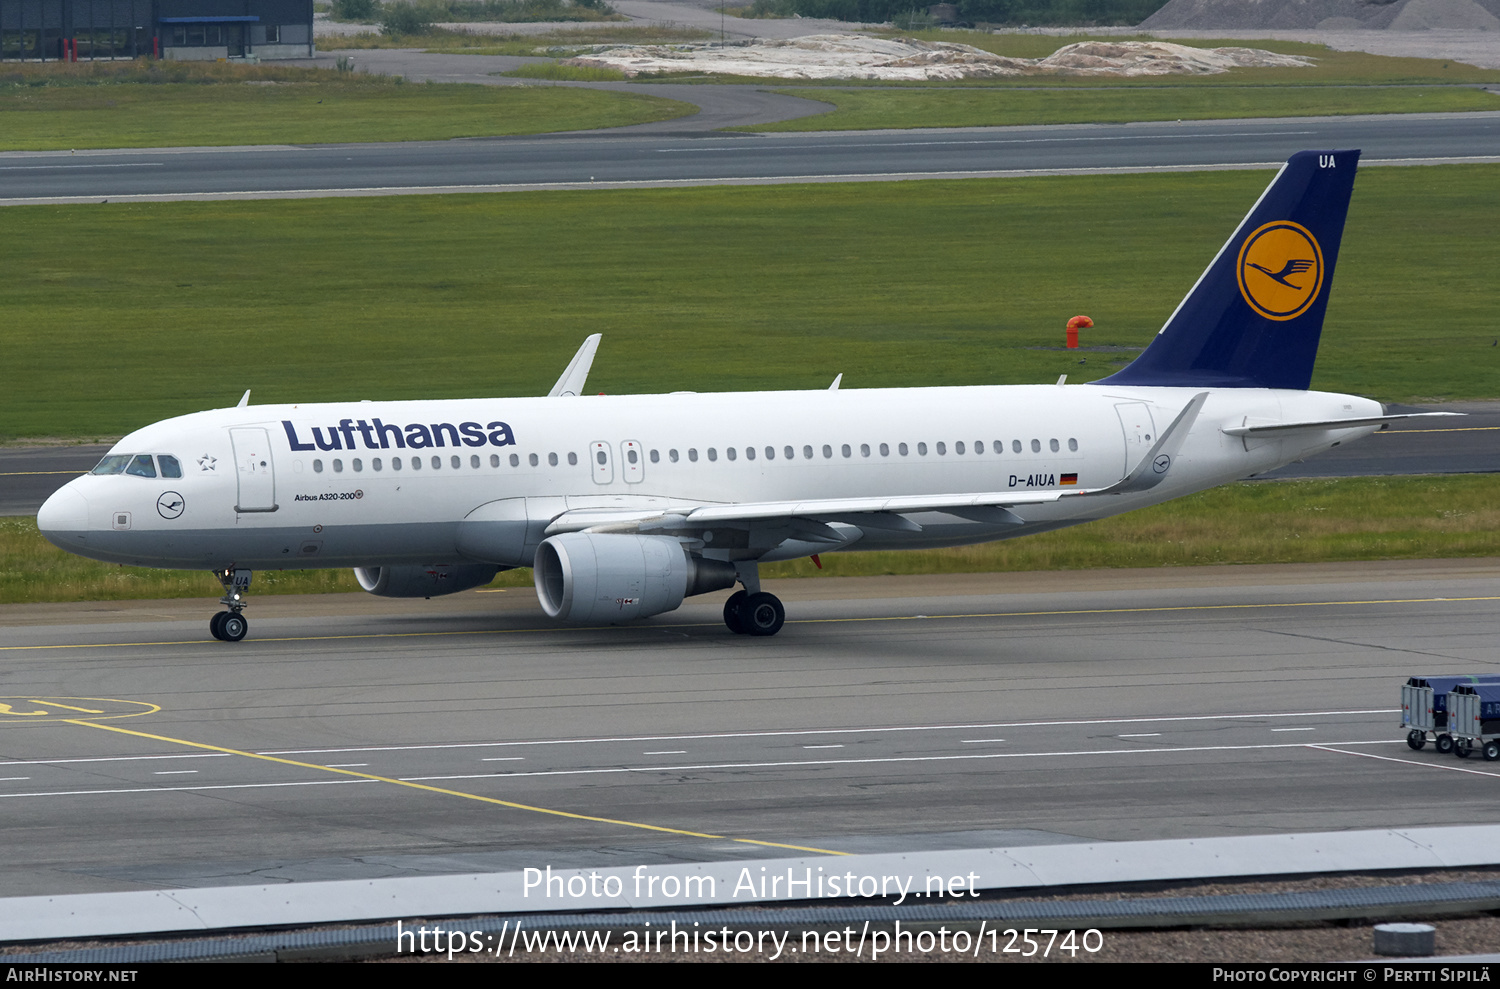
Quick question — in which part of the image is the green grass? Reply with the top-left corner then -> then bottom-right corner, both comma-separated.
2,166 -> 1497,442
4,476 -> 1496,603
0,62 -> 693,150
743,85 -> 1499,131
500,63 -> 629,82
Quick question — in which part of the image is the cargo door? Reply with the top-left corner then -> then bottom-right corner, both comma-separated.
230,427 -> 277,512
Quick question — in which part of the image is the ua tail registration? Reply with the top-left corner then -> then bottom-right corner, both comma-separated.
38,150 -> 1445,640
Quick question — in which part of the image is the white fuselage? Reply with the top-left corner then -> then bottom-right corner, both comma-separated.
38,383 -> 1382,573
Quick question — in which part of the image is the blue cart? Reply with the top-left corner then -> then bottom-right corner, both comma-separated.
1447,684 -> 1500,762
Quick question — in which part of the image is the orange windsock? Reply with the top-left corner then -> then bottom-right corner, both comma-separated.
1066,314 -> 1093,349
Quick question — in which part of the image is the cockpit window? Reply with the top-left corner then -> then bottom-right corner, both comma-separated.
159,455 -> 183,478
125,455 -> 157,478
91,455 -> 131,475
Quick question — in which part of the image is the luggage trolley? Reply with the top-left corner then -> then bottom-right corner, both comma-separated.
1447,684 -> 1500,761
1402,675 -> 1500,753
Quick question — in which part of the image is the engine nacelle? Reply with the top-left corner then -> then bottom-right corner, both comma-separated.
533,532 -> 737,622
354,564 -> 502,598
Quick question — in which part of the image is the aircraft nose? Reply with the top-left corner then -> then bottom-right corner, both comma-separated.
37,483 -> 90,546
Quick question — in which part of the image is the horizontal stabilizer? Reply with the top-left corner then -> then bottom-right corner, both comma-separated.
1221,412 -> 1461,436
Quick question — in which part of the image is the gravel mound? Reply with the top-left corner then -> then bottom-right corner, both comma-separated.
565,35 -> 1314,80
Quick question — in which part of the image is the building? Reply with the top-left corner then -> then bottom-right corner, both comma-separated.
0,0 -> 314,61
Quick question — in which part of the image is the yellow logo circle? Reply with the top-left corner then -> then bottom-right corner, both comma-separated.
1236,221 -> 1324,322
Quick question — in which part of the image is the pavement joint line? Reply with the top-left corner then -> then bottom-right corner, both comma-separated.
1309,743 -> 1500,779
63,719 -> 850,857
3,596 -> 1496,652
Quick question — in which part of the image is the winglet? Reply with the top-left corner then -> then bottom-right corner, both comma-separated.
1085,392 -> 1209,496
548,334 -> 602,398
237,390 -> 251,408
829,374 -> 843,391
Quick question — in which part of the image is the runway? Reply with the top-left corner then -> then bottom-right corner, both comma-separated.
2,111 -> 1498,205
1,559 -> 1497,898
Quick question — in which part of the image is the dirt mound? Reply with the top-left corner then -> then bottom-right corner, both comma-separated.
564,36 -> 1313,80
1141,0 -> 1500,31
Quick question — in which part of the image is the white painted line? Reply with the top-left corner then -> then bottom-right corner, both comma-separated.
656,130 -> 1317,153
802,744 -> 844,749
152,771 -> 199,775
961,739 -> 1006,744
0,753 -> 229,767
480,757 -> 524,762
1309,744 -> 1500,779
256,709 -> 1397,756
1271,727 -> 1317,732
0,163 -> 164,170
323,763 -> 368,768
642,750 -> 687,755
0,779 -> 373,799
1119,733 -> 1162,738
0,777 -> 30,781
402,739 -> 1404,782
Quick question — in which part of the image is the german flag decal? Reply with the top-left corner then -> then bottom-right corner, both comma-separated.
1061,473 -> 1079,485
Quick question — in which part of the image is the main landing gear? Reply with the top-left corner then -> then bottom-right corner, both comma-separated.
722,563 -> 785,636
210,568 -> 252,642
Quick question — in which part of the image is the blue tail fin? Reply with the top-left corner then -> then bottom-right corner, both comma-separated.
1095,150 -> 1360,391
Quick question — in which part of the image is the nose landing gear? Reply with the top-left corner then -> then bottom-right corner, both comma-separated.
210,568 -> 252,642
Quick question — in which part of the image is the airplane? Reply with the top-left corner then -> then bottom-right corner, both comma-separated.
36,149 -> 1450,642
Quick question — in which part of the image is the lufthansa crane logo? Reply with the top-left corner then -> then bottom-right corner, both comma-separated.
1236,221 -> 1324,322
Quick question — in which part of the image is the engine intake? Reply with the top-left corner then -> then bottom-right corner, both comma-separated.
533,532 -> 736,622
354,564 -> 502,598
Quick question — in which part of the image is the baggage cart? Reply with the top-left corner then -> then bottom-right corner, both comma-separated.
1402,675 -> 1500,753
1447,684 -> 1500,761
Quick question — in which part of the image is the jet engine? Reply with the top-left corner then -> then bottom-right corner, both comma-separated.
354,564 -> 502,598
533,532 -> 737,622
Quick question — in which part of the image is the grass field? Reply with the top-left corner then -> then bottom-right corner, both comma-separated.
2,165 -> 1496,442
743,85 -> 1500,131
0,62 -> 693,150
3,475 -> 1495,604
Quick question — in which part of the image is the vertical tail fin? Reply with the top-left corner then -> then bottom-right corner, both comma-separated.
1095,149 -> 1360,391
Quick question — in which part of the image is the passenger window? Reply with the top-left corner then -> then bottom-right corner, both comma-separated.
708,448 -> 718,462
974,441 -> 983,455
471,455 -> 480,469
432,456 -> 442,470
860,444 -> 870,458
994,440 -> 1004,454
726,447 -> 736,461
352,458 -> 363,472
899,443 -> 908,456
91,455 -> 131,475
627,449 -> 638,464
374,458 -> 383,471
783,446 -> 793,460
1031,439 -> 1041,453
509,454 -> 519,467
596,451 -> 606,465
159,455 -> 183,478
529,453 -> 539,467
765,447 -> 775,460
803,445 -> 813,459
936,442 -> 946,456
1050,438 -> 1060,452
392,457 -> 402,471
333,459 -> 344,473
917,442 -> 927,456
1069,438 -> 1079,452
650,450 -> 659,463
743,447 -> 753,461
688,448 -> 698,462
1012,440 -> 1022,453
313,459 -> 324,473
841,444 -> 851,458
412,457 -> 421,470
547,452 -> 558,467
126,454 -> 157,478
879,443 -> 889,456
955,441 -> 965,455
670,449 -> 680,463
